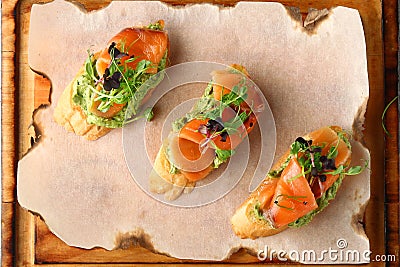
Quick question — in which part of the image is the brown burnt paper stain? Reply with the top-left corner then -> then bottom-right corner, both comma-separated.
18,0 -> 370,263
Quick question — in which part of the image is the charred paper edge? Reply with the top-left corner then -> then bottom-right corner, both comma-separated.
23,0 -> 371,261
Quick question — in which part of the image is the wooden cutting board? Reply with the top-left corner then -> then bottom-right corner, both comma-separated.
2,0 -> 398,266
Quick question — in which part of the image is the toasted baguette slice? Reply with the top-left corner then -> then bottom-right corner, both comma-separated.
54,24 -> 169,140
53,57 -> 112,141
231,126 -> 352,239
231,150 -> 290,239
149,140 -> 195,201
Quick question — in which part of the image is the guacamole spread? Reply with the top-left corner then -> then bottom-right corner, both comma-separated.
71,49 -> 168,128
288,174 -> 345,228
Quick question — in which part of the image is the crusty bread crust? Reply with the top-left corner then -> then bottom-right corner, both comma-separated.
53,52 -> 112,141
231,126 -> 351,239
231,149 -> 290,239
149,141 -> 194,200
151,142 -> 188,187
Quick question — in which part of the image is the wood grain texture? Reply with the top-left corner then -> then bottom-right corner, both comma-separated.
383,0 -> 399,265
1,0 -> 19,204
2,203 -> 16,267
33,74 -> 51,109
1,0 -> 395,266
35,217 -> 262,264
1,0 -> 19,266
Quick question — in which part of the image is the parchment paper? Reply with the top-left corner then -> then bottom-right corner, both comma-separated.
18,0 -> 370,263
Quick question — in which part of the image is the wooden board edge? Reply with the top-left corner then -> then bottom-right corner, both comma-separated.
383,0 -> 400,265
1,0 -> 18,203
3,0 -> 392,265
2,0 -> 20,266
2,203 -> 16,267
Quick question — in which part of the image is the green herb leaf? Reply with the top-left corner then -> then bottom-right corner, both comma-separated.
147,21 -> 164,30
327,145 -> 339,159
337,131 -> 352,149
287,168 -> 311,182
290,141 -> 308,156
288,174 -> 345,228
143,107 -> 154,121
213,149 -> 235,168
169,162 -> 179,174
323,165 -> 344,176
202,82 -> 214,97
238,111 -> 250,122
344,159 -> 369,176
382,96 -> 398,136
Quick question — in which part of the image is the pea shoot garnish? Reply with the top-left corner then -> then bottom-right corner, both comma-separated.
85,41 -> 156,115
286,130 -> 366,188
196,81 -> 251,151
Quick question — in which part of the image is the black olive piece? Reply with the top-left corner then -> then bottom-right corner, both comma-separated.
319,175 -> 327,182
307,140 -> 313,146
112,71 -> 122,81
303,201 -> 308,205
103,79 -> 119,91
320,155 -> 328,163
103,81 -> 112,91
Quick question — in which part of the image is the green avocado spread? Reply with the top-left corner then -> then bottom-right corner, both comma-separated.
288,174 -> 345,228
72,71 -> 127,128
171,83 -> 217,132
253,128 -> 358,228
171,97 -> 217,132
252,174 -> 344,228
72,49 -> 168,128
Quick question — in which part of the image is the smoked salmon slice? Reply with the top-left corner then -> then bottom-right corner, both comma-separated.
257,126 -> 351,228
93,26 -> 169,118
212,68 -> 263,112
255,178 -> 279,211
231,126 -> 363,239
267,158 -> 318,228
178,113 -> 257,151
151,64 -> 263,199
96,26 -> 169,76
311,137 -> 351,198
181,165 -> 214,182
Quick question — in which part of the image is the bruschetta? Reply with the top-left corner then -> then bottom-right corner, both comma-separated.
231,126 -> 367,239
54,20 -> 169,140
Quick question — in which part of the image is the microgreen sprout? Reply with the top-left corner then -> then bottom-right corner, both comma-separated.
382,96 -> 398,136
86,42 -> 157,114
124,107 -> 154,124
